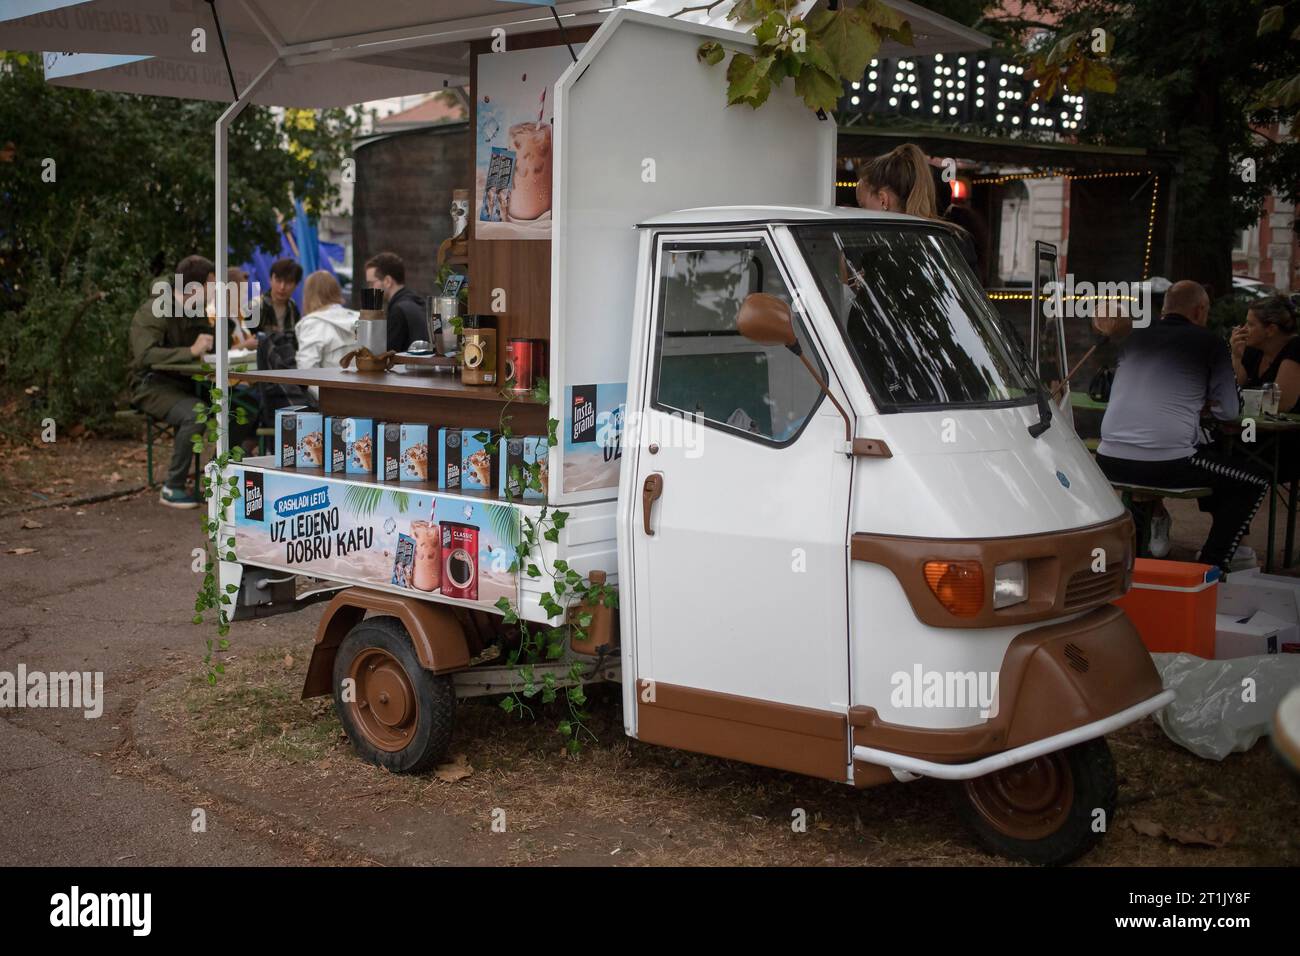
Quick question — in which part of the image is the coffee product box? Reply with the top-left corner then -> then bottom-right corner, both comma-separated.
460,429 -> 499,492
499,435 -> 547,501
376,422 -> 402,482
275,407 -> 323,469
437,427 -> 462,490
325,417 -> 376,476
399,424 -> 431,482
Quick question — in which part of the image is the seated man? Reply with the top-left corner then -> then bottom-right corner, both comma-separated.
129,254 -> 248,508
1094,280 -> 1267,572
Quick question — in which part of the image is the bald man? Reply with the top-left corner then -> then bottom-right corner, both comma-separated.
1095,280 -> 1267,571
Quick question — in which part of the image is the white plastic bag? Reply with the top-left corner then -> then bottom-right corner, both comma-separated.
1151,652 -> 1300,760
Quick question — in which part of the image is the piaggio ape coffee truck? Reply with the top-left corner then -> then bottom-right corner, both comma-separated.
200,9 -> 1173,865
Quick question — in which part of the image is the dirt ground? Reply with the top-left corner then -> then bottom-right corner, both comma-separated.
1,435 -> 1298,867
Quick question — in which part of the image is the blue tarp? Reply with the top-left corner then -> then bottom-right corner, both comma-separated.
239,205 -> 343,309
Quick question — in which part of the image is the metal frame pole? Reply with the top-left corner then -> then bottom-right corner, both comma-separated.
213,58 -> 277,456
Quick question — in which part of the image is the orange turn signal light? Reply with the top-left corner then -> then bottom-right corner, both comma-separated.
923,561 -> 985,617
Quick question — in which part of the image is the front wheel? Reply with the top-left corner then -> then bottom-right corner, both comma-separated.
332,615 -> 455,773
956,737 -> 1116,866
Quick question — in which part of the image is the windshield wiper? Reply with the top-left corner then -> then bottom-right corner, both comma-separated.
1028,384 -> 1053,438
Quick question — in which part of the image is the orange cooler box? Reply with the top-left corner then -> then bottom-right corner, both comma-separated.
1112,559 -> 1221,657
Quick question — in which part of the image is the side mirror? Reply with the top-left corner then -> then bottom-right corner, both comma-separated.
737,292 -> 797,348
736,291 -> 857,445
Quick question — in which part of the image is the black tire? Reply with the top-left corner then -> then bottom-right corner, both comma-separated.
955,737 -> 1117,866
332,615 -> 455,773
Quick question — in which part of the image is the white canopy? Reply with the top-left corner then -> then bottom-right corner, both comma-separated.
1,0 -> 988,107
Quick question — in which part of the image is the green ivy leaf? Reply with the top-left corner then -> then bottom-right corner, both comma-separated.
1260,5 -> 1285,35
697,40 -> 725,66
793,65 -> 842,112
807,8 -> 881,81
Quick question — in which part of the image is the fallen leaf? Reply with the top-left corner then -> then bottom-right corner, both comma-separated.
6,547 -> 37,555
1125,818 -> 1235,848
434,753 -> 473,783
109,472 -> 123,483
19,518 -> 42,529
282,653 -> 294,669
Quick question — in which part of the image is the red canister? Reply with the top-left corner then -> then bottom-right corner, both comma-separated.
440,522 -> 479,601
506,338 -> 547,393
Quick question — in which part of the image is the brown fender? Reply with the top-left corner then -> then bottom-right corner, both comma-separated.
301,588 -> 472,699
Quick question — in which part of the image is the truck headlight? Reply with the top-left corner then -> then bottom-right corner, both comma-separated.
993,561 -> 1027,609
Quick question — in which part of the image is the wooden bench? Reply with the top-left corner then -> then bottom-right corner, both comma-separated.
1110,482 -> 1213,558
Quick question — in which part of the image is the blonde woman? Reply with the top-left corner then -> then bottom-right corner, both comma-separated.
856,143 -> 977,270
296,271 -> 358,394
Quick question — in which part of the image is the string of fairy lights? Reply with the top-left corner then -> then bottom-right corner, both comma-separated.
835,168 -> 1163,282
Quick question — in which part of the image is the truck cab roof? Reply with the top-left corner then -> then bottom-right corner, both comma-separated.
636,205 -> 921,229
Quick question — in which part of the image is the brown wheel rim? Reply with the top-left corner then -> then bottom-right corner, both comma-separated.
965,751 -> 1074,841
347,648 -> 420,753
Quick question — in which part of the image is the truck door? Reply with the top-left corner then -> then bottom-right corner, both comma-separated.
1031,240 -> 1073,422
623,232 -> 853,782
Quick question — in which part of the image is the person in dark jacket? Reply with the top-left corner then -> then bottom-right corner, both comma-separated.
130,255 -> 255,508
250,257 -> 302,333
364,251 -> 426,352
1094,280 -> 1268,571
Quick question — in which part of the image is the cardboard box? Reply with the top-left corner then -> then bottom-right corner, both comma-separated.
437,427 -> 462,490
324,417 -> 375,476
1215,611 -> 1298,659
460,429 -> 499,492
274,407 -> 323,469
499,435 -> 548,500
376,422 -> 402,482
1216,568 -> 1300,624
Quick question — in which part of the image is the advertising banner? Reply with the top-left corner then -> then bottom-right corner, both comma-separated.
233,468 -> 520,611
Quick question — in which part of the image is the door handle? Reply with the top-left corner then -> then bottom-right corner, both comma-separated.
642,473 -> 663,535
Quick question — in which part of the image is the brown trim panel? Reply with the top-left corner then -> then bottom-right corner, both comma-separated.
636,681 -> 849,782
849,605 -> 1163,761
302,588 -> 472,698
850,513 -> 1134,628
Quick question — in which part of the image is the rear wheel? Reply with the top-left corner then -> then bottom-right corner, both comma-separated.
332,616 -> 455,773
956,737 -> 1116,865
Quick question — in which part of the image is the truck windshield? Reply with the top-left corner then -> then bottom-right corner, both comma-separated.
794,223 -> 1037,412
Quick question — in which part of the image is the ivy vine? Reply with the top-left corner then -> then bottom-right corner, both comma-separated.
190,364 -> 249,685
481,375 -> 619,754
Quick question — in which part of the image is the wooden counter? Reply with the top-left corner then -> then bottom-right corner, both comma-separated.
237,367 -> 547,432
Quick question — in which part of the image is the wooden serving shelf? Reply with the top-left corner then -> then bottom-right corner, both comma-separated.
237,367 -> 546,432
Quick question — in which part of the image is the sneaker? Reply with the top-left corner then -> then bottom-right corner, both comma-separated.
159,485 -> 200,509
1229,545 -> 1257,571
1148,509 -> 1172,558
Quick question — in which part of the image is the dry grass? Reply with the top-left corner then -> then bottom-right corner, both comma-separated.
156,645 -> 1300,866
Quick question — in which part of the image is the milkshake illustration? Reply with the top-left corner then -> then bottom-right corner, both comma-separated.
402,442 -> 429,481
352,434 -> 374,473
299,431 -> 324,467
507,122 -> 552,221
410,518 -> 441,592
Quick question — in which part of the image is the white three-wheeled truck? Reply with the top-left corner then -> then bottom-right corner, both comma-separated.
220,9 -> 1172,865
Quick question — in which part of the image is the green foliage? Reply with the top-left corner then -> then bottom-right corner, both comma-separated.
189,371 -> 247,682
0,53 -> 360,431
488,376 -> 617,753
697,0 -> 914,113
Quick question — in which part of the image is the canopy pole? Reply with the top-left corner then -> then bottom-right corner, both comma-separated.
214,59 -> 277,457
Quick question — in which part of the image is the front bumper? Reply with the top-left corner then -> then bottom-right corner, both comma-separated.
853,689 -> 1174,781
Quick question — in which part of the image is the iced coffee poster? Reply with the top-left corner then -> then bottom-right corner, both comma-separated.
475,45 -> 578,240
232,468 -> 520,610
563,382 -> 627,493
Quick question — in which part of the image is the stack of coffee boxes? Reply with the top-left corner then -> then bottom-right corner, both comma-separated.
272,410 -> 546,500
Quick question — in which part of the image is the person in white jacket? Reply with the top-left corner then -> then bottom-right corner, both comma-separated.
296,271 -> 359,397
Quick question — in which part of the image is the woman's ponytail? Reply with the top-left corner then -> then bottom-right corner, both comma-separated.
857,143 -> 939,220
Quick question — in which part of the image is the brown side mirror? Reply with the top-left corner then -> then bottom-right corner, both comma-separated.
736,292 -> 856,444
737,292 -> 797,347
